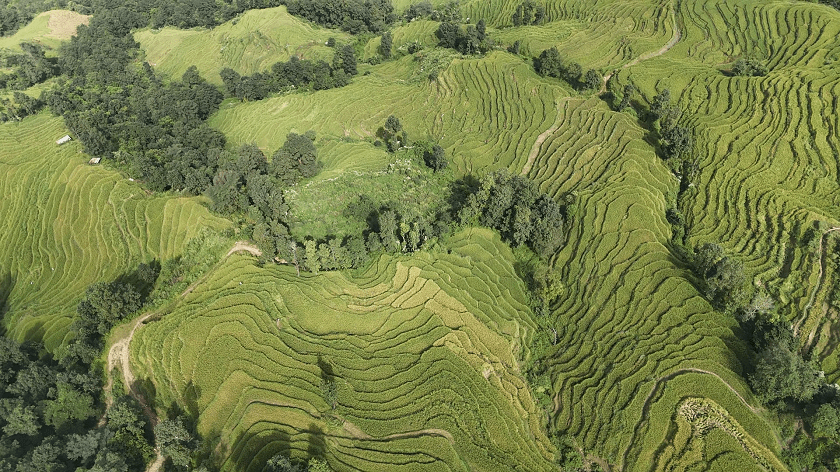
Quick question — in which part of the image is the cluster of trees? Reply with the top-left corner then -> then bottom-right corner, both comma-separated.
404,0 -> 461,22
220,46 -> 356,101
285,0 -> 395,34
456,169 -> 568,259
264,454 -> 331,472
731,56 -> 768,77
379,31 -> 392,59
534,47 -> 602,91
376,115 -> 409,152
435,19 -> 492,55
47,9 -> 229,193
0,92 -> 45,123
648,88 -> 696,183
0,43 -> 60,90
0,261 -> 167,472
204,137 -> 323,267
511,0 -> 546,26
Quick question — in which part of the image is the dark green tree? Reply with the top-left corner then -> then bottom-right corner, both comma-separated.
155,417 -> 194,469
423,144 -> 448,171
582,69 -> 602,90
379,31 -> 392,59
749,342 -> 820,405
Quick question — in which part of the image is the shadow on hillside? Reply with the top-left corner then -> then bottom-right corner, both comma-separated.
115,260 -> 161,304
0,268 -> 14,325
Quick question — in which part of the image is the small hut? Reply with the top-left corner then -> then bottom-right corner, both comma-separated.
88,157 -> 101,165
56,135 -> 72,145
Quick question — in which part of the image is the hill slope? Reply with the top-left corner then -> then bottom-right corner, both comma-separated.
0,10 -> 89,53
0,114 -> 230,349
130,229 -> 556,471
135,6 -> 350,85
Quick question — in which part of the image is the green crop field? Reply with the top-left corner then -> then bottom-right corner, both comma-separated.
0,113 -> 230,350
0,10 -> 89,53
135,6 -> 351,85
4,0 -> 840,469
130,228 -> 555,471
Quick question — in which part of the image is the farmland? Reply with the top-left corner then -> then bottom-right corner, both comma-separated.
130,229 -> 555,471
135,6 -> 350,86
2,0 -> 840,470
0,114 -> 229,350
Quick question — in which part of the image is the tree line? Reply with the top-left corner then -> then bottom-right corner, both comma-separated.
220,44 -> 356,101
0,260 -> 208,472
534,47 -> 602,92
285,0 -> 395,34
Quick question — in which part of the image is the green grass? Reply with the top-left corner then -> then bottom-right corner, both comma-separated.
135,6 -> 351,85
286,143 -> 451,241
0,10 -> 89,54
0,113 -> 230,350
130,228 -> 555,471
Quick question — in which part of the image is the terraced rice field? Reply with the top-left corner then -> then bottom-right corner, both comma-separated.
606,0 -> 840,379
200,1 -> 802,468
111,0 -> 840,469
135,6 -> 350,85
130,228 -> 555,471
0,114 -> 230,349
211,51 -> 567,174
0,10 -> 89,53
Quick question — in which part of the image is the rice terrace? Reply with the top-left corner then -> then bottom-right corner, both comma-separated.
3,0 -> 840,471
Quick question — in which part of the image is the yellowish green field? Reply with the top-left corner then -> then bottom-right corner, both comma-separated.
0,10 -> 89,53
135,6 -> 350,85
0,113 -> 230,349
130,228 -> 555,471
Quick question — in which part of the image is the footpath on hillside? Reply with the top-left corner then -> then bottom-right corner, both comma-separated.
103,241 -> 261,472
522,3 -> 681,177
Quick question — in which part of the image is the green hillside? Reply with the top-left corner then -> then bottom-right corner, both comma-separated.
130,229 -> 555,471
0,114 -> 230,350
135,6 -> 351,85
0,10 -> 89,53
4,0 -> 840,470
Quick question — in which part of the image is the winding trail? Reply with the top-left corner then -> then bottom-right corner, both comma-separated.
600,2 -> 682,94
522,2 -> 681,176
103,241 -> 261,472
794,227 -> 840,349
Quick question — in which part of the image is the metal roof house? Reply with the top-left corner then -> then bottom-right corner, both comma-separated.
56,135 -> 72,145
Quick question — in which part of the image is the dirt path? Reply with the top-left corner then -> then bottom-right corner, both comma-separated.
599,2 -> 682,94
102,241 -> 261,472
794,227 -> 840,348
522,3 -> 681,176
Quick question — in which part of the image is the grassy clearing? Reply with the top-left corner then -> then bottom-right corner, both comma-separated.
286,143 -> 450,241
135,6 -> 350,85
0,10 -> 89,53
0,113 -> 230,350
130,228 -> 554,471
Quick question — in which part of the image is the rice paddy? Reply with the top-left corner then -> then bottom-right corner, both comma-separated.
4,0 -> 840,469
0,113 -> 230,350
130,229 -> 555,470
135,6 -> 351,85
